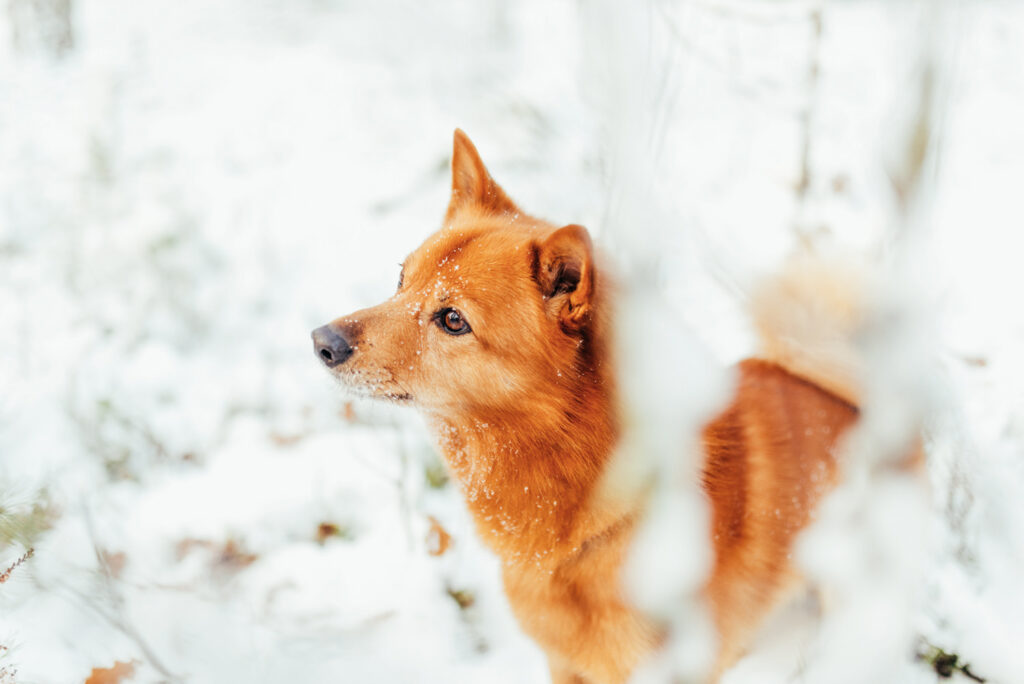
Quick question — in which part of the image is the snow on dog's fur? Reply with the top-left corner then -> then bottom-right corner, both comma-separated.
313,131 -> 881,683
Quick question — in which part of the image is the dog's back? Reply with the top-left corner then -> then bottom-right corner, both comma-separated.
695,255 -> 869,671
702,359 -> 858,671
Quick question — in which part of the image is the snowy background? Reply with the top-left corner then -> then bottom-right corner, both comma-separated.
1,0 -> 1022,682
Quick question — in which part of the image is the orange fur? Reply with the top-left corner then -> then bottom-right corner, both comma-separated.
314,130 -> 866,683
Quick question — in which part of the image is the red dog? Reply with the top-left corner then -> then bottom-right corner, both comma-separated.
313,131 -> 863,683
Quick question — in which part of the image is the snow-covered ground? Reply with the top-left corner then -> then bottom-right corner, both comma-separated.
0,0 -> 1022,682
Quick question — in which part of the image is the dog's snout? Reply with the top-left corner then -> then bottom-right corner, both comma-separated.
312,325 -> 354,368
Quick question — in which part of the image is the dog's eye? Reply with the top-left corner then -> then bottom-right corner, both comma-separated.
397,266 -> 405,292
437,308 -> 471,336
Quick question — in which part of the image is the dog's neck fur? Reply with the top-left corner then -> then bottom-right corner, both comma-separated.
425,284 -> 626,568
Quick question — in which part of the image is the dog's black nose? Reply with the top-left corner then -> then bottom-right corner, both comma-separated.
312,325 -> 353,368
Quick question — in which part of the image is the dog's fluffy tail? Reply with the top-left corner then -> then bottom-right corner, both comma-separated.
751,255 -> 871,406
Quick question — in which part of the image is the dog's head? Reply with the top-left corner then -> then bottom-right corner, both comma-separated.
312,130 -> 602,414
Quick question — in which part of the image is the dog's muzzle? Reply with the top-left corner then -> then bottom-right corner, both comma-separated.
312,324 -> 354,368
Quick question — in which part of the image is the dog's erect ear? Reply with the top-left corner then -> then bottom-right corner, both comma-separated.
448,129 -> 517,217
534,224 -> 595,333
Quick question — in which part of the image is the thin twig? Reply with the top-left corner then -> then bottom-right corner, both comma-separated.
0,548 -> 34,584
793,3 -> 824,250
656,0 -> 798,109
79,510 -> 182,681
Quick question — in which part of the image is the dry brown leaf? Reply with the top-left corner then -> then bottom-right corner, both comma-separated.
446,587 -> 475,610
269,432 -> 303,447
174,537 -> 214,561
174,538 -> 257,573
426,516 -> 452,557
316,522 -> 341,545
99,550 -> 127,578
84,660 -> 135,684
217,540 -> 258,570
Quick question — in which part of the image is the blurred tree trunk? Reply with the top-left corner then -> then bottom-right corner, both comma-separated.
7,0 -> 74,58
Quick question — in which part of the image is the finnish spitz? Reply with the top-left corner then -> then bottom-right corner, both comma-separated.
314,130 -> 874,683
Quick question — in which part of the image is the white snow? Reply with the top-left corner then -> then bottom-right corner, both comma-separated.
1,0 -> 1022,682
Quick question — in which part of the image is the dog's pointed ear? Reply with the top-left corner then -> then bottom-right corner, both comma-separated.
448,129 -> 517,217
533,224 -> 595,333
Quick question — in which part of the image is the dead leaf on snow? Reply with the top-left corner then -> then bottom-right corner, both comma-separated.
99,550 -> 127,578
84,660 -> 135,684
426,516 -> 452,557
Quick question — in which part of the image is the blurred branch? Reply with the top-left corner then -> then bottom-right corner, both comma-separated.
793,3 -> 824,251
7,0 -> 74,58
0,494 -> 57,549
65,392 -> 173,481
687,0 -> 819,25
886,57 -> 937,229
882,0 -> 950,258
917,640 -> 987,682
796,1 -> 948,681
62,513 -> 185,681
656,1 -> 788,105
